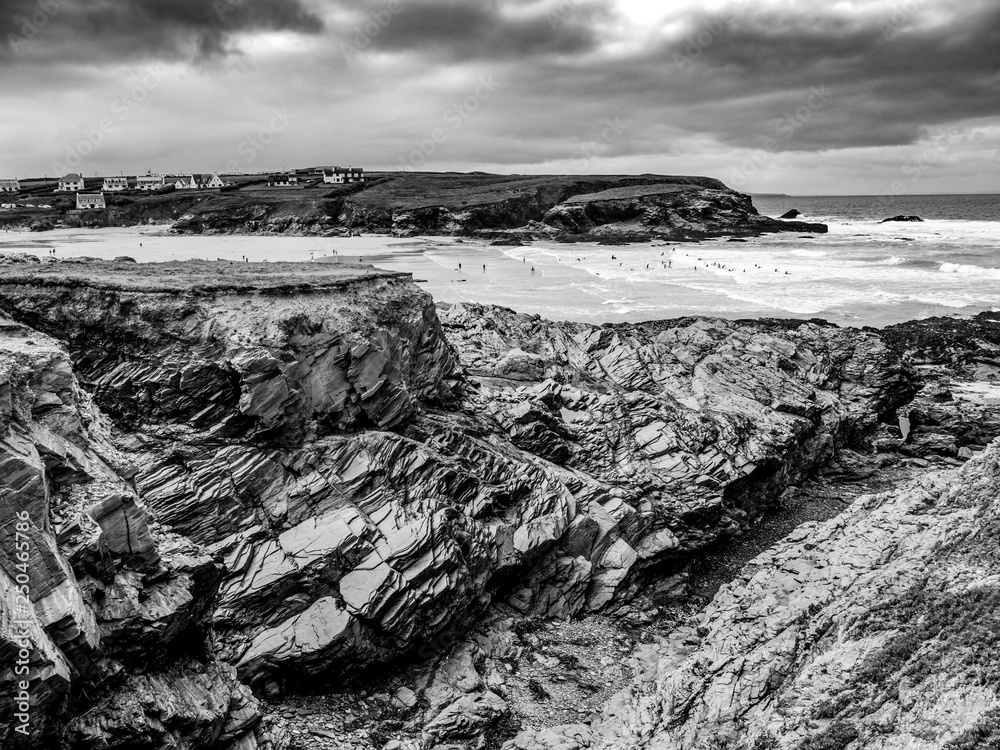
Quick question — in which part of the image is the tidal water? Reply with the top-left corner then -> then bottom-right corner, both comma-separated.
1,193 -> 997,328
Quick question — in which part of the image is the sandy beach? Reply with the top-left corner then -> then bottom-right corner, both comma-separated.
3,218 -> 1000,327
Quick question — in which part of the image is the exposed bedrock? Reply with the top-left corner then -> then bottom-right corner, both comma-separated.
0,312 -> 277,749
0,260 -> 916,747
160,176 -> 826,241
538,186 -> 826,240
506,441 -> 1000,750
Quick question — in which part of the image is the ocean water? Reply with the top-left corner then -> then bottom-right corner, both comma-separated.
481,193 -> 1000,327
1,193 -> 997,328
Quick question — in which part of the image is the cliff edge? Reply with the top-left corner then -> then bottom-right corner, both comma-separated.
0,257 -> 910,748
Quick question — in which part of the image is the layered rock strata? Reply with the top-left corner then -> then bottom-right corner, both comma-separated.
0,258 -> 916,748
0,310 -> 277,749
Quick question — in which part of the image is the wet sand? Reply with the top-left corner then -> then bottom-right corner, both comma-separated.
3,224 -> 1000,326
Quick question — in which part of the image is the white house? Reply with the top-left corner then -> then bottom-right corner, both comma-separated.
0,178 -> 19,193
136,175 -> 165,191
103,176 -> 129,192
267,173 -> 299,187
174,175 -> 199,190
322,166 -> 365,184
76,193 -> 106,210
58,173 -> 84,192
204,173 -> 225,189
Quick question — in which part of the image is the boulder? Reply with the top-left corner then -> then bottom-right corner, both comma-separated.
880,214 -> 924,222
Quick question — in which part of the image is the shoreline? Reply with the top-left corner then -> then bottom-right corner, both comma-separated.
2,223 -> 999,328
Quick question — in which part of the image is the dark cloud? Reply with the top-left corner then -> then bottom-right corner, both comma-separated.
651,0 -> 1000,150
1,0 -> 999,192
336,0 -> 613,60
1,0 -> 323,61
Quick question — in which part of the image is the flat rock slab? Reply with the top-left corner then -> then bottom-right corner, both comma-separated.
0,258 -> 407,294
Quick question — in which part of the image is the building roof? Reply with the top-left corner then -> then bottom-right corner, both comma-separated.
62,173 -> 82,181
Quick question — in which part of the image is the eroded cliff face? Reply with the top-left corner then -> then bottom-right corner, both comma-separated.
506,442 -> 1000,750
0,258 -> 914,748
164,177 -> 825,241
540,186 -> 826,240
0,312 -> 276,749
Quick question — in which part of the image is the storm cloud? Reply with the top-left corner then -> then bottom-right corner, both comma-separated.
1,0 -> 998,194
1,0 -> 324,61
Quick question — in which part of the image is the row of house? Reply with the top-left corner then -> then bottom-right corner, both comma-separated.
56,173 -> 229,193
0,166 -> 367,197
265,167 -> 365,187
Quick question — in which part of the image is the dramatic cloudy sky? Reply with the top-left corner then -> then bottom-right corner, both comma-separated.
2,0 -> 998,194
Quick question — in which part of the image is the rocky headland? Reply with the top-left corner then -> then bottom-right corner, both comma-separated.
0,173 -> 825,242
1,254 -> 997,750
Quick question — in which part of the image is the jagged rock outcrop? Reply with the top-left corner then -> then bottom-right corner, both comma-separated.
541,186 -> 826,239
0,307 -> 277,749
378,182 -> 827,240
881,310 -> 1000,372
507,441 -> 1000,750
880,215 -> 924,223
0,259 -> 915,747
